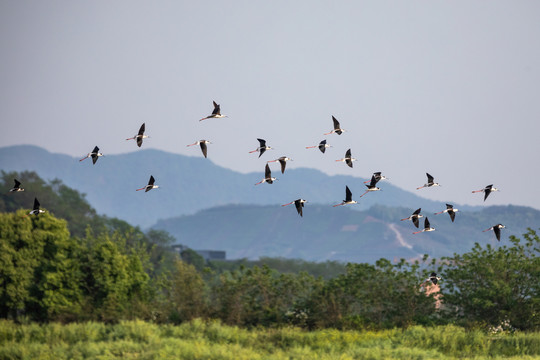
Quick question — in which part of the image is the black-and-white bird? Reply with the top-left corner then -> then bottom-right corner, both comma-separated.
434,204 -> 458,222
401,208 -> 423,228
416,173 -> 440,190
333,186 -> 357,207
255,163 -> 277,185
335,149 -> 356,168
9,179 -> 24,193
27,198 -> 45,216
200,101 -> 227,121
483,224 -> 505,241
136,175 -> 159,192
126,123 -> 149,147
268,156 -> 293,174
364,172 -> 389,184
413,217 -> 436,234
249,138 -> 273,158
187,140 -> 212,158
426,272 -> 441,285
79,146 -> 104,164
306,139 -> 332,153
282,198 -> 307,217
360,175 -> 381,198
324,116 -> 346,135
472,184 -> 499,201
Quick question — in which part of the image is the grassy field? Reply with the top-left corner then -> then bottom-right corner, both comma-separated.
0,319 -> 539,360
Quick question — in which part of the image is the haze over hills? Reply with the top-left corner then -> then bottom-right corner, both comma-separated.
153,203 -> 540,263
0,145 -> 478,228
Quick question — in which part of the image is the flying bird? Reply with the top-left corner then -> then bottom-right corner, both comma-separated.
200,101 -> 227,121
136,175 -> 159,192
255,163 -> 277,185
268,156 -> 293,174
359,175 -> 381,198
249,138 -> 273,158
282,198 -> 307,217
187,140 -> 212,158
425,272 -> 441,285
126,123 -> 149,147
472,184 -> 499,201
79,146 -> 104,164
400,208 -> 423,228
364,172 -> 388,184
26,198 -> 45,216
413,217 -> 436,234
333,186 -> 358,207
324,116 -> 346,135
9,179 -> 24,193
306,139 -> 332,153
483,223 -> 505,241
335,149 -> 356,168
434,204 -> 458,222
416,173 -> 440,190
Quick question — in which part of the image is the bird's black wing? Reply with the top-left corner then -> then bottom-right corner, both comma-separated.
265,163 -> 271,178
212,101 -> 220,115
279,158 -> 286,173
257,138 -> 266,147
148,175 -> 155,186
14,179 -> 21,188
294,200 -> 303,217
449,210 -> 455,222
424,217 -> 430,229
92,154 -> 98,164
138,123 -> 145,135
200,142 -> 208,158
369,175 -> 378,187
484,188 -> 491,201
33,198 -> 40,210
494,226 -> 501,241
426,173 -> 434,184
137,137 -> 143,147
412,216 -> 420,228
345,186 -> 352,202
332,116 -> 340,130
345,149 -> 351,158
413,208 -> 422,215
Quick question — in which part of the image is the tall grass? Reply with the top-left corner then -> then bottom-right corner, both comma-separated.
0,319 -> 538,359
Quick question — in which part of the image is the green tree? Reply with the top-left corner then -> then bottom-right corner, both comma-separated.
0,211 -> 83,321
165,259 -> 207,323
309,259 -> 436,329
441,229 -> 540,330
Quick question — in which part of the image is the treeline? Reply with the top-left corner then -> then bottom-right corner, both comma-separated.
0,171 -> 538,331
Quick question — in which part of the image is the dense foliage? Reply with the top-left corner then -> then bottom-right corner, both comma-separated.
0,171 -> 538,332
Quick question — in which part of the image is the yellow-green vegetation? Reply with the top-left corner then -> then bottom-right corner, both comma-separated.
0,319 -> 539,360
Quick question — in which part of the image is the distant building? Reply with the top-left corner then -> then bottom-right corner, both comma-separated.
171,244 -> 226,261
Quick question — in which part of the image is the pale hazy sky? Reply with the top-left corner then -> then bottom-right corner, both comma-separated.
1,1 -> 540,209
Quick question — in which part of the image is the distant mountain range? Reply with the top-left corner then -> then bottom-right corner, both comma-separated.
2,145 -> 539,263
153,203 -> 540,263
0,145 -> 476,228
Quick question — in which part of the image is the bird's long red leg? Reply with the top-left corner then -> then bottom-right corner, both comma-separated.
323,131 -> 332,135
186,143 -> 197,147
482,228 -> 491,232
136,187 -> 146,191
434,211 -> 444,215
472,190 -> 483,193
126,137 -> 134,141
400,218 -> 409,221
254,181 -> 263,185
412,230 -> 423,234
416,186 -> 425,190
79,155 -> 89,162
305,146 -> 317,149
332,203 -> 343,207
281,202 -> 294,206
359,191 -> 369,198
249,149 -> 259,153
